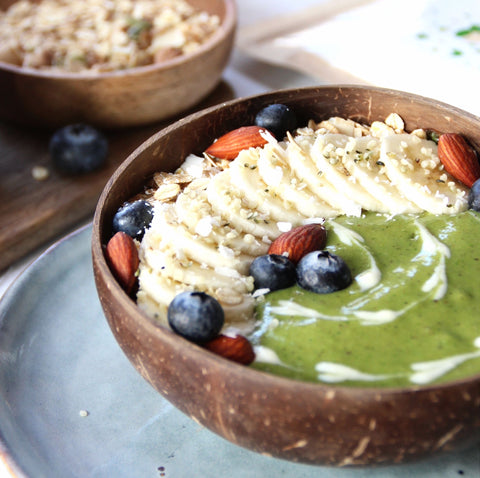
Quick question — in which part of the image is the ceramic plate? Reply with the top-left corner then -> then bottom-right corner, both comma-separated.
0,226 -> 478,478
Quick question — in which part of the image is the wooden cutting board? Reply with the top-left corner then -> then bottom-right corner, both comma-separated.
0,80 -> 235,271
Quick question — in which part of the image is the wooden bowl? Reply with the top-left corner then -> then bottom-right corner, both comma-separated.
92,86 -> 480,466
0,0 -> 236,129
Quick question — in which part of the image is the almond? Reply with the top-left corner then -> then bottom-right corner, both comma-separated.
204,334 -> 255,365
105,231 -> 139,294
268,223 -> 327,264
438,133 -> 480,188
205,125 -> 271,160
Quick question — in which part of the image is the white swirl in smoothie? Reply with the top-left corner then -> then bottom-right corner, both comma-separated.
327,220 -> 381,291
265,218 -> 451,327
313,338 -> 480,385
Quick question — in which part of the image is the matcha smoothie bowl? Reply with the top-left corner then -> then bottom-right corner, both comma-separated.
92,86 -> 480,466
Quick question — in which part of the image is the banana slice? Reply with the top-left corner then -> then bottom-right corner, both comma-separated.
380,134 -> 469,214
137,273 -> 185,324
137,272 -> 255,325
310,134 -> 386,211
142,243 -> 254,294
174,187 -> 222,235
207,168 -> 284,240
174,187 -> 271,257
286,133 -> 363,216
144,203 -> 254,275
255,140 -> 340,219
136,293 -> 169,325
214,288 -> 256,325
229,147 -> 318,223
332,134 -> 422,214
141,204 -> 254,296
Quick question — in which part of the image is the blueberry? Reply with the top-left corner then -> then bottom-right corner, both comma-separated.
49,123 -> 108,174
254,104 -> 298,140
249,254 -> 297,291
112,199 -> 153,240
167,291 -> 224,343
468,178 -> 480,211
297,250 -> 352,294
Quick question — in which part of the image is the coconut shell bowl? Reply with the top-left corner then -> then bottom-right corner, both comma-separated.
92,86 -> 480,467
0,0 -> 236,129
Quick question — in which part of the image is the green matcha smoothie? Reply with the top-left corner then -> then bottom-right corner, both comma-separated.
250,211 -> 480,387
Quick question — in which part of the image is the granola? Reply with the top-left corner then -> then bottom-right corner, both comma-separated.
0,0 -> 220,72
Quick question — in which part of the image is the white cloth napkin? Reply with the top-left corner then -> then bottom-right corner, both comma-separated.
272,0 -> 480,116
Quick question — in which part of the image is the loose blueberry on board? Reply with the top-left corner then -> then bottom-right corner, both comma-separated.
112,199 -> 153,240
249,254 -> 297,291
297,250 -> 352,294
168,291 -> 225,343
254,104 -> 298,140
468,178 -> 480,211
49,124 -> 108,174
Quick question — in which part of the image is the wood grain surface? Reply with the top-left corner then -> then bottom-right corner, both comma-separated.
0,80 -> 234,271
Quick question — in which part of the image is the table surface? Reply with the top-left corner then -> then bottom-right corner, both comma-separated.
1,1 -> 479,476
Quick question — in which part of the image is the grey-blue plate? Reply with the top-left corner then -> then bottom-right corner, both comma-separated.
0,225 -> 478,478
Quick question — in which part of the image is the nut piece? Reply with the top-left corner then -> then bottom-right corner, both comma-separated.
204,334 -> 256,365
154,183 -> 181,202
205,126 -> 271,160
268,223 -> 327,264
438,133 -> 480,188
105,231 -> 139,294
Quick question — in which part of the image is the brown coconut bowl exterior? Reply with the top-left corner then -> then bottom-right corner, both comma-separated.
0,0 -> 236,129
92,86 -> 480,466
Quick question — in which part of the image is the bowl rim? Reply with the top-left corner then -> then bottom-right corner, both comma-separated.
0,0 -> 236,80
92,84 -> 480,397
